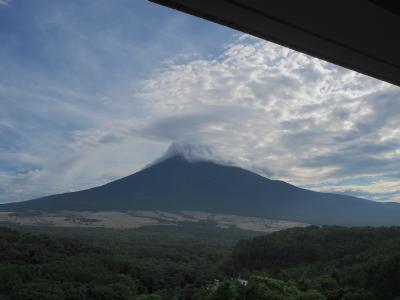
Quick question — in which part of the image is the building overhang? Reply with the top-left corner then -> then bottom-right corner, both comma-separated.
150,0 -> 400,87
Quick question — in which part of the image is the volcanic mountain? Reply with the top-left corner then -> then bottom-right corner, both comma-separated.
1,155 -> 400,226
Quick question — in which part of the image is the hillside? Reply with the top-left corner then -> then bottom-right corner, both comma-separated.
1,155 -> 400,226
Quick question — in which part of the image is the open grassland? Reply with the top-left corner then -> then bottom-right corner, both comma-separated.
0,210 -> 307,232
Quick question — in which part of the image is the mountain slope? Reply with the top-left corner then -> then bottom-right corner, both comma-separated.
1,155 -> 400,226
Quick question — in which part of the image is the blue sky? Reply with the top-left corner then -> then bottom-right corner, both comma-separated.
1,0 -> 400,203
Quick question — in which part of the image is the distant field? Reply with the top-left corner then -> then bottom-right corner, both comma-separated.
0,210 -> 307,232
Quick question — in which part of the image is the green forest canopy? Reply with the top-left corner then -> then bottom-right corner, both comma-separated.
0,224 -> 399,299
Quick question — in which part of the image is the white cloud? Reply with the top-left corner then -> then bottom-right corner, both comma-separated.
133,36 -> 400,201
309,179 -> 400,203
2,34 -> 400,203
0,0 -> 10,6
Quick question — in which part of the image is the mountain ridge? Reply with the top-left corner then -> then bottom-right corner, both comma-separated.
1,155 -> 400,226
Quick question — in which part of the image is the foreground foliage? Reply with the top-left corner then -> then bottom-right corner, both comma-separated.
0,224 -> 252,300
0,225 -> 399,299
230,226 -> 400,300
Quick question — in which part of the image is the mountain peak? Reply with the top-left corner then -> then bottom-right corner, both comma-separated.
164,143 -> 216,161
2,146 -> 400,226
150,142 -> 231,167
152,143 -> 273,178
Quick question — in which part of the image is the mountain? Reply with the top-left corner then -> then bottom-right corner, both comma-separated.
1,155 -> 400,226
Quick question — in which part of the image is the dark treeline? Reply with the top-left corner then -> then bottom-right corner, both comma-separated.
229,226 -> 400,300
0,224 -> 252,300
1,225 -> 400,299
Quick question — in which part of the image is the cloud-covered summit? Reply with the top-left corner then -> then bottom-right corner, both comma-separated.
159,143 -> 218,162
134,35 -> 400,201
1,1 -> 400,203
150,142 -> 237,167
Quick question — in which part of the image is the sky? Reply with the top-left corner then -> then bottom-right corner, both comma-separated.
1,0 -> 400,204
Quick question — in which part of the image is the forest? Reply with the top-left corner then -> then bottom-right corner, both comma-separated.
0,224 -> 399,300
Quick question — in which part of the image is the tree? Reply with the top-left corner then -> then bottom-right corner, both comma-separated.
245,276 -> 325,300
209,281 -> 238,300
136,294 -> 162,300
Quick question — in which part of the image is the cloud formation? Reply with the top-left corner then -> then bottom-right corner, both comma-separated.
0,0 -> 240,203
133,36 -> 400,201
1,2 -> 400,204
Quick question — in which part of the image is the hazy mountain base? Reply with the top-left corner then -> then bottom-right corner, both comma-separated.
0,210 -> 307,232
